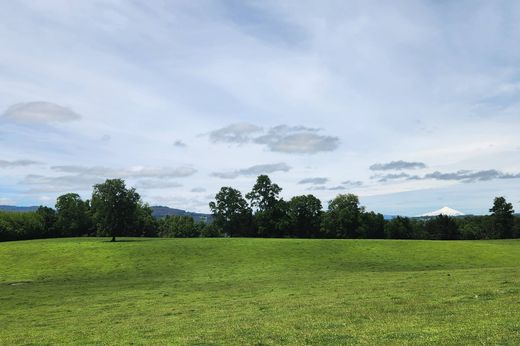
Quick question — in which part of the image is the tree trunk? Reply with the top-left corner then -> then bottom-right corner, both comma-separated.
111,236 -> 116,242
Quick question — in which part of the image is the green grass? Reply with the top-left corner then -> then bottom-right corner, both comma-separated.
1,238 -> 519,345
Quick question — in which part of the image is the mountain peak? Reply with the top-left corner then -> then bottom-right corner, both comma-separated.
420,207 -> 465,217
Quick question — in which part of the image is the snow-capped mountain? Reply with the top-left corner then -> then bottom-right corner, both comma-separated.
419,207 -> 465,217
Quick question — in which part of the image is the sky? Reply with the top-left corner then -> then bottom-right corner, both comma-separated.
1,0 -> 520,216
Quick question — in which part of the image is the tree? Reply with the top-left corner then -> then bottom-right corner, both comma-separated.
158,215 -> 199,238
490,196 -> 515,238
91,179 -> 141,242
246,175 -> 287,237
134,202 -> 157,237
286,195 -> 322,238
321,194 -> 363,238
358,211 -> 385,239
246,175 -> 282,211
385,216 -> 414,239
209,187 -> 252,236
36,206 -> 57,238
424,215 -> 460,240
55,193 -> 91,236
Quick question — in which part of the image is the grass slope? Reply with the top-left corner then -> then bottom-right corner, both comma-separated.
1,238 -> 519,345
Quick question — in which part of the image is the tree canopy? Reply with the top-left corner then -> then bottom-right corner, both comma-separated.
91,179 -> 142,242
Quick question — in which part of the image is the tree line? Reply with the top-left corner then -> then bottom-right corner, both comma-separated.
1,175 -> 519,242
209,175 -> 520,240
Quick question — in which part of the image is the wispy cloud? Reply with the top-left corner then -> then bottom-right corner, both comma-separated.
173,140 -> 187,148
51,165 -> 197,178
373,169 -> 520,183
3,102 -> 81,123
134,180 -> 183,189
209,123 -> 339,154
372,172 -> 419,182
21,174 -> 103,193
0,159 -> 39,168
370,160 -> 427,171
254,125 -> 339,154
308,185 -> 347,191
424,170 -> 520,183
341,180 -> 363,187
298,177 -> 328,185
209,123 -> 262,144
212,162 -> 291,179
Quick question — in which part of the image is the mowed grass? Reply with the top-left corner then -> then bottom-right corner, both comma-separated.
0,238 -> 519,345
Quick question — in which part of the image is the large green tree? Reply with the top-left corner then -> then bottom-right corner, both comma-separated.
246,175 -> 286,237
490,196 -> 515,238
321,194 -> 363,238
36,206 -> 57,237
91,179 -> 141,242
209,187 -> 252,236
286,194 -> 322,238
246,175 -> 282,210
55,193 -> 91,236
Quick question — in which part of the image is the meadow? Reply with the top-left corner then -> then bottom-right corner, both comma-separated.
1,238 -> 519,345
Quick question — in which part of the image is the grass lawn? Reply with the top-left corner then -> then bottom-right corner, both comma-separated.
0,238 -> 519,345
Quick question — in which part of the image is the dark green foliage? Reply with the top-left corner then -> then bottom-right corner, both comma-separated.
286,195 -> 322,238
513,218 -> 520,238
358,212 -> 385,239
0,211 -> 45,241
490,196 -> 515,238
36,206 -> 57,237
134,203 -> 158,237
385,216 -> 414,239
251,201 -> 288,237
55,193 -> 92,236
456,216 -> 493,239
209,187 -> 252,236
91,179 -> 141,241
158,215 -> 200,238
246,175 -> 282,211
321,194 -> 363,238
199,222 -> 222,237
424,215 -> 460,240
246,175 -> 286,237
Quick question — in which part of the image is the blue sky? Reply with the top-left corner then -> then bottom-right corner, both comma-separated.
1,0 -> 520,215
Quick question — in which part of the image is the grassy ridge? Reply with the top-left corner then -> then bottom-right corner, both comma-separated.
1,238 -> 519,345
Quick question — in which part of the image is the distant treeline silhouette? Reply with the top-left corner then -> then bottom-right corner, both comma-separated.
1,176 -> 519,242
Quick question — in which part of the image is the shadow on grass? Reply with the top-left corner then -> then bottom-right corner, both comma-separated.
101,239 -> 153,243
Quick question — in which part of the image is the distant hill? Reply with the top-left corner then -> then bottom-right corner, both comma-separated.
0,204 -> 213,223
150,206 -> 213,223
0,205 -> 39,213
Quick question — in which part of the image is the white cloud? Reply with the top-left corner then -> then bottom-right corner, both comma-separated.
3,102 -> 81,123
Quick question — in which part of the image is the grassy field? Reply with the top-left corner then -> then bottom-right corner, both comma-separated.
0,238 -> 519,345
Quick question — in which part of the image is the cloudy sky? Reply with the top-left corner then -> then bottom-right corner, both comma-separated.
2,0 -> 520,216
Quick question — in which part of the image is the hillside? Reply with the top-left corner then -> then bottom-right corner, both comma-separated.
0,205 -> 213,223
150,205 -> 213,223
1,238 -> 519,344
0,205 -> 39,213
